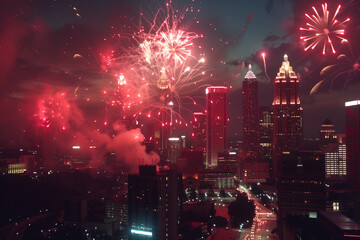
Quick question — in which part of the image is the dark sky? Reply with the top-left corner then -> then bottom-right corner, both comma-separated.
0,0 -> 360,148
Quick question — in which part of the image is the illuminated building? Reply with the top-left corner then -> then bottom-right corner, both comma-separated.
206,86 -> 227,169
192,112 -> 207,150
345,100 -> 360,189
242,64 -> 260,162
0,149 -> 36,175
320,119 -> 338,148
168,137 -> 181,164
259,106 -> 273,175
272,54 -> 303,178
325,143 -> 346,179
128,165 -> 181,240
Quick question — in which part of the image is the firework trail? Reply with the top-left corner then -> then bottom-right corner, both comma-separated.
300,3 -> 350,55
261,52 -> 271,82
310,40 -> 360,94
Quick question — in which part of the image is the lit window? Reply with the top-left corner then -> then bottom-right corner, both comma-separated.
333,202 -> 339,211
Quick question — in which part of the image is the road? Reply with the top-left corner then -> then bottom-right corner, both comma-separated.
237,186 -> 278,240
0,214 -> 48,240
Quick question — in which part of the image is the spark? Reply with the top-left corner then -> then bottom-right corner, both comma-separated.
300,3 -> 349,55
38,92 -> 70,133
99,4 -> 210,128
261,52 -> 270,82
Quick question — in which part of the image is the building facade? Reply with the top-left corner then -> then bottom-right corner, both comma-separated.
128,165 -> 181,240
272,54 -> 303,178
192,112 -> 207,150
242,64 -> 260,162
320,119 -> 338,149
345,100 -> 360,189
206,87 -> 227,169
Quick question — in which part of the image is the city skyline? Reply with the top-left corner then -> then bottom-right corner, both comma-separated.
0,0 -> 360,152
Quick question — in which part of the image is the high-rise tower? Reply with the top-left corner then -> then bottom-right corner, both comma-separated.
320,119 -> 338,148
192,112 -> 207,150
345,100 -> 360,189
272,54 -> 303,177
242,64 -> 260,162
206,86 -> 227,169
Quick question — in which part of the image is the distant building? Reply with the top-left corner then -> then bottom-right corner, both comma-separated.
345,100 -> 360,190
324,143 -> 346,180
0,149 -> 36,175
128,165 -> 181,240
168,137 -> 181,164
272,54 -> 303,178
320,119 -> 338,148
206,87 -> 227,169
259,106 -> 273,166
177,149 -> 204,190
192,112 -> 207,150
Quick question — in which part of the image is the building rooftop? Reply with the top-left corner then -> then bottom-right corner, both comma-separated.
244,64 -> 256,79
321,211 -> 360,231
345,100 -> 360,107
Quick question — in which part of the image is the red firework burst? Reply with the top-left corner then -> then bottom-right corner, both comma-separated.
300,3 -> 350,55
38,92 -> 70,131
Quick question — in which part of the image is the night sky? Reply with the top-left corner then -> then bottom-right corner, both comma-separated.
1,0 -> 360,149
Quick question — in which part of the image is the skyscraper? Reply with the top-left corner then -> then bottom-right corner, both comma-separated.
259,106 -> 273,174
277,151 -> 325,239
272,54 -> 303,177
320,119 -> 338,149
206,86 -> 227,169
192,112 -> 207,150
242,64 -> 260,163
128,165 -> 181,240
345,100 -> 360,189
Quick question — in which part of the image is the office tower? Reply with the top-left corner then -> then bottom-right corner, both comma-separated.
320,119 -> 338,148
128,165 -> 181,240
278,151 -> 325,239
206,86 -> 227,169
259,107 -> 273,173
242,64 -> 260,162
168,137 -> 181,164
345,100 -> 360,189
180,136 -> 186,149
192,112 -> 207,150
272,54 -> 303,177
325,143 -> 346,179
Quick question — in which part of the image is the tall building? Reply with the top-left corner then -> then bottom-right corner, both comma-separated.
206,87 -> 227,169
345,100 -> 360,189
192,112 -> 207,150
277,151 -> 326,239
320,119 -> 338,148
242,64 -> 260,162
168,137 -> 181,164
272,54 -> 303,177
259,107 -> 273,175
128,165 -> 181,240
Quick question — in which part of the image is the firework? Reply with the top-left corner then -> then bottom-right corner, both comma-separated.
261,52 -> 270,82
310,40 -> 360,94
102,4 -> 209,127
38,92 -> 70,132
300,3 -> 350,55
